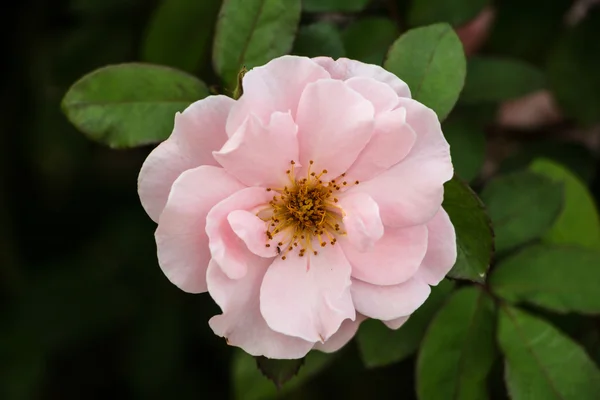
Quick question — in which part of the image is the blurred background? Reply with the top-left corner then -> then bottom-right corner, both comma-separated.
1,0 -> 599,399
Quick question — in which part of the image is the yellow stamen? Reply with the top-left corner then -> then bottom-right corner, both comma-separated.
261,160 -> 347,260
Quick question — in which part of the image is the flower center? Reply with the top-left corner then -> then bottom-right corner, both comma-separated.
263,160 -> 358,260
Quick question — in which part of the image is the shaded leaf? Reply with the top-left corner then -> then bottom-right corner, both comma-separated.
255,357 -> 305,389
62,63 -> 208,148
417,287 -> 496,400
357,280 -> 454,368
499,141 -> 596,184
408,0 -> 489,27
442,111 -> 486,182
481,171 -> 564,253
293,22 -> 345,59
141,0 -> 221,73
385,23 -> 466,120
530,158 -> 600,249
461,57 -> 545,103
302,0 -> 370,12
212,0 -> 301,88
548,10 -> 600,126
232,350 -> 336,400
498,306 -> 600,399
491,244 -> 600,314
443,176 -> 494,282
343,17 -> 398,65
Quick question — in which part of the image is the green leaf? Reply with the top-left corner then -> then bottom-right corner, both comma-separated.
491,244 -> 600,314
233,350 -> 335,400
293,22 -> 345,59
255,357 -> 305,389
343,17 -> 398,65
302,0 -> 370,12
548,10 -> 600,126
141,0 -> 221,73
385,23 -> 466,121
357,280 -> 454,368
417,287 -> 496,400
212,0 -> 301,88
461,57 -> 546,103
480,171 -> 564,254
442,111 -> 485,182
443,176 -> 494,282
498,306 -> 600,400
408,0 -> 489,27
61,63 -> 208,148
530,158 -> 600,250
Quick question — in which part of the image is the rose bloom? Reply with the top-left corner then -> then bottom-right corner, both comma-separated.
138,56 -> 456,359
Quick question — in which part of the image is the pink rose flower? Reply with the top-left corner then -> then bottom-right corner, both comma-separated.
138,56 -> 456,359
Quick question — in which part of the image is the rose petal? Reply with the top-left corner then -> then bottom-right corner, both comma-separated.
313,314 -> 366,353
296,79 -> 375,179
226,56 -> 330,135
312,57 -> 411,98
345,107 -> 417,183
138,95 -> 235,222
351,277 -> 431,320
343,224 -> 428,286
339,192 -> 384,252
155,166 -> 245,293
383,315 -> 410,330
350,98 -> 453,227
228,210 -> 277,258
208,259 -> 314,359
206,187 -> 272,279
260,245 -> 355,343
214,112 -> 300,188
345,77 -> 399,115
416,207 -> 457,285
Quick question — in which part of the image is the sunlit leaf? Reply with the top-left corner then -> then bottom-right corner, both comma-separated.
213,0 -> 301,88
385,23 -> 466,120
417,287 -> 496,400
491,244 -> 600,314
498,306 -> 600,399
62,63 -> 208,148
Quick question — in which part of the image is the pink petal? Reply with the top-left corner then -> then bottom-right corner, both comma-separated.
206,187 -> 272,280
350,98 -> 453,227
345,107 -> 417,183
155,166 -> 245,293
207,259 -> 314,359
214,112 -> 300,188
345,77 -> 399,115
138,95 -> 235,222
313,314 -> 366,353
227,210 -> 277,258
339,192 -> 384,252
416,207 -> 457,286
312,57 -> 411,98
260,245 -> 355,343
383,315 -> 410,330
343,224 -> 428,286
226,56 -> 330,135
296,79 -> 375,179
351,277 -> 431,320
